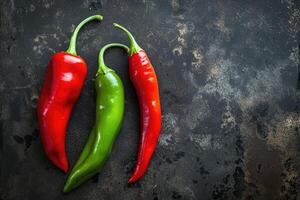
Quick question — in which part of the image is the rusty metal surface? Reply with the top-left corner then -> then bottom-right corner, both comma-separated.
0,0 -> 299,199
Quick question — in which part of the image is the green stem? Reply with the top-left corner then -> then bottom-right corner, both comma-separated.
66,15 -> 103,55
97,43 -> 130,75
113,23 -> 142,56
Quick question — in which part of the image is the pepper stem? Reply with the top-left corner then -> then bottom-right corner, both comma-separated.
66,15 -> 103,55
113,23 -> 142,56
97,43 -> 130,75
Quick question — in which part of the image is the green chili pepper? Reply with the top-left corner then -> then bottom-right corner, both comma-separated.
63,43 -> 129,193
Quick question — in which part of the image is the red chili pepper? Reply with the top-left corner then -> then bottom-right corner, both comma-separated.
38,15 -> 103,172
114,23 -> 162,183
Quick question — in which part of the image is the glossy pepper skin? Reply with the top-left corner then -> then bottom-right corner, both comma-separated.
38,15 -> 103,172
63,43 -> 129,192
114,23 -> 162,183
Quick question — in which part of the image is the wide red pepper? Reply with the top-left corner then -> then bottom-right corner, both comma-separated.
114,23 -> 162,183
38,15 -> 103,172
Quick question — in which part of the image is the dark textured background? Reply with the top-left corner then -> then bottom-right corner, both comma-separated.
0,0 -> 300,199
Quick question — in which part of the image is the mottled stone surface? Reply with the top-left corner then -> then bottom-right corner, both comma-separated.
0,0 -> 299,199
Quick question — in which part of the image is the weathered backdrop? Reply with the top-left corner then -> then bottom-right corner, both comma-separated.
0,0 -> 299,199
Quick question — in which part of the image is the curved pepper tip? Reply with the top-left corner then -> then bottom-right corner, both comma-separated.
57,163 -> 68,173
128,171 -> 143,184
51,156 -> 68,173
63,175 -> 75,193
62,170 -> 83,193
128,176 -> 138,184
63,184 -> 71,193
61,164 -> 68,173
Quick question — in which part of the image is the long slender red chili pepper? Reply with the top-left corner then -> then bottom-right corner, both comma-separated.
114,23 -> 162,183
38,15 -> 103,172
